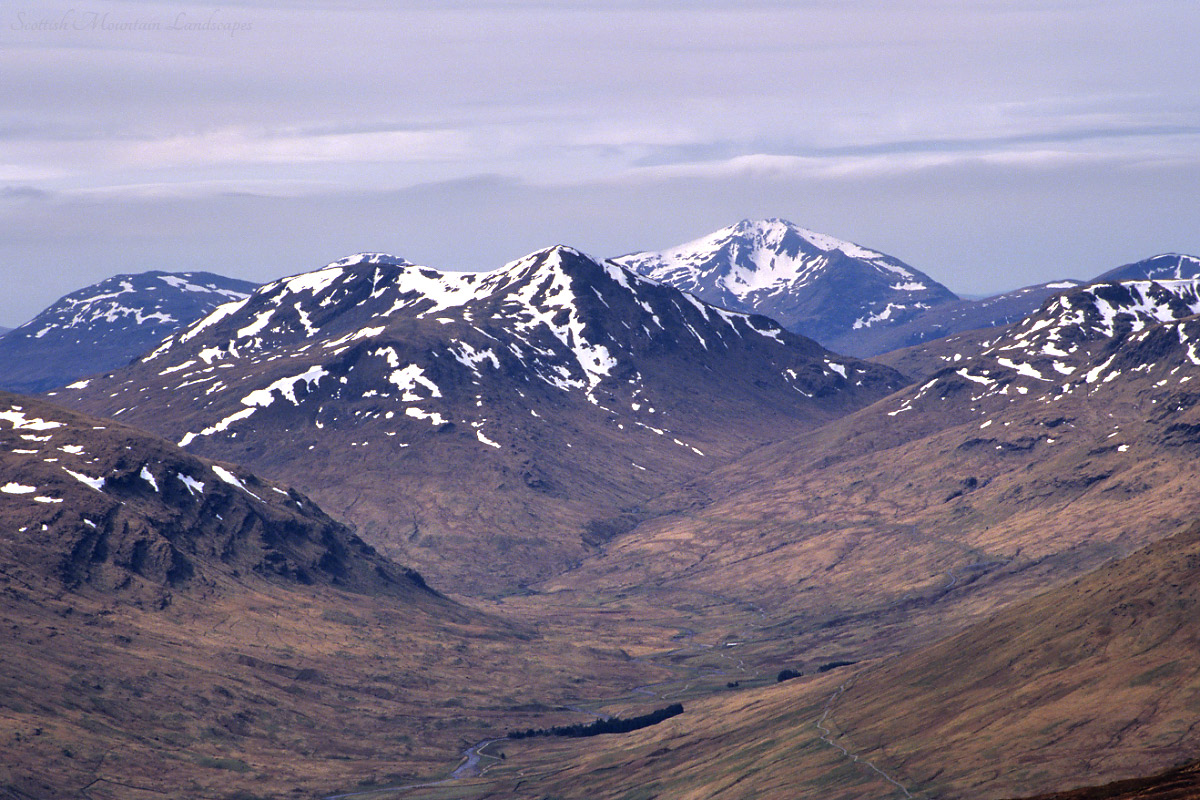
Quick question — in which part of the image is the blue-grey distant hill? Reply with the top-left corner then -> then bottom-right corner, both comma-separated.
0,271 -> 257,394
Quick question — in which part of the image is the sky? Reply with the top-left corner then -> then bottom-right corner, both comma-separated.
1,0 -> 1198,326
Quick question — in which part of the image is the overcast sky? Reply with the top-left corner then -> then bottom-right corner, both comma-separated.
1,0 -> 1198,325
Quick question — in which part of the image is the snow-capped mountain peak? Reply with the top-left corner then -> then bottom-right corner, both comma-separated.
616,219 -> 903,299
611,219 -> 957,351
726,218 -> 888,262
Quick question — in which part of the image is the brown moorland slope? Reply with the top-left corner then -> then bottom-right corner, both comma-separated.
0,393 -> 672,799
416,519 -> 1200,800
529,282 -> 1200,681
1008,760 -> 1200,800
830,518 -> 1200,799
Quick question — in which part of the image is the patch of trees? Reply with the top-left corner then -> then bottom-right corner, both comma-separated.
508,703 -> 683,740
777,660 -> 857,682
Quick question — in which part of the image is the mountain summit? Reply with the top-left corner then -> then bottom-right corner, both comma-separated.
611,219 -> 957,353
1094,253 -> 1200,283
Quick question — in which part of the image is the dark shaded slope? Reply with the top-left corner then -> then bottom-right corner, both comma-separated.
0,390 -> 428,603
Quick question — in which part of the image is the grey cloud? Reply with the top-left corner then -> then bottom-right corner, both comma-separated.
0,185 -> 52,200
630,124 -> 1200,168
0,1 -> 1197,327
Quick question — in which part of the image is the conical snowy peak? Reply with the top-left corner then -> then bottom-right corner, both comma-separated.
616,218 -> 916,293
721,218 -> 888,261
611,219 -> 957,352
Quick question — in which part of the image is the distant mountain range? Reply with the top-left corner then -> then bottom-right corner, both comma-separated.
0,270 -> 257,394
54,246 -> 904,594
615,220 -> 1200,357
5,234 -> 1195,403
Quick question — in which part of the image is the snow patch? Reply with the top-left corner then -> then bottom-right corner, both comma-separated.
241,365 -> 330,408
211,465 -> 261,500
140,465 -> 159,492
63,468 -> 104,491
177,473 -> 205,495
405,407 -> 447,426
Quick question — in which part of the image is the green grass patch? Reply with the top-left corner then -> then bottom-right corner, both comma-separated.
195,755 -> 251,772
1130,660 -> 1181,687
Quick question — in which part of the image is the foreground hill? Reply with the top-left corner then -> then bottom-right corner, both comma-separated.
55,246 -> 904,595
612,218 -> 958,354
1009,761 -> 1200,800
0,271 -> 257,394
0,390 -> 425,602
0,392 -> 674,798
828,518 -> 1200,798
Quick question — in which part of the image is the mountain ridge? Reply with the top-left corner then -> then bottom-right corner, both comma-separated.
55,245 -> 905,594
861,253 -> 1200,359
